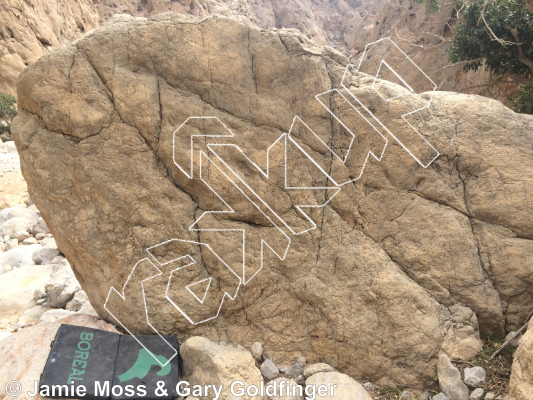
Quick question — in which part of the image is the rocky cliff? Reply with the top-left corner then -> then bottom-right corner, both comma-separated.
0,0 -> 100,94
1,0 -> 503,100
12,14 -> 533,388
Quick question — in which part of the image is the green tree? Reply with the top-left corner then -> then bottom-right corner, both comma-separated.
509,84 -> 533,114
447,0 -> 533,114
0,92 -> 18,138
410,0 -> 440,14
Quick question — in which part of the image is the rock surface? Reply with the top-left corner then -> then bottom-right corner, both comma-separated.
463,366 -> 486,388
510,319 -> 533,400
305,372 -> 372,400
285,361 -> 305,379
251,341 -> 264,362
304,363 -> 335,378
0,0 -> 507,105
180,336 -> 265,400
437,354 -> 469,400
261,359 -> 280,380
470,388 -> 484,400
0,314 -> 119,399
12,13 -> 533,387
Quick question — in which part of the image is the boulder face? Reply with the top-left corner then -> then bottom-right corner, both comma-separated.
510,320 -> 533,400
12,14 -> 533,388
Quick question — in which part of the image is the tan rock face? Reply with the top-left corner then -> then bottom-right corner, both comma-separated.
0,0 -> 100,95
510,319 -> 533,400
12,14 -> 533,388
0,314 -> 119,400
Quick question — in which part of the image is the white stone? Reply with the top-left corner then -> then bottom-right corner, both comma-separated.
0,263 -> 54,320
437,354 -> 469,400
32,247 -> 61,265
66,290 -> 88,312
303,363 -> 335,378
251,341 -> 263,362
464,366 -> 486,388
31,217 -> 50,236
39,309 -> 74,323
469,388 -> 484,400
2,217 -> 32,237
0,244 -> 40,268
305,372 -> 372,400
77,302 -> 98,316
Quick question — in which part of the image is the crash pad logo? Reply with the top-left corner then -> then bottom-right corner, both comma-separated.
117,349 -> 171,383
104,38 -> 440,366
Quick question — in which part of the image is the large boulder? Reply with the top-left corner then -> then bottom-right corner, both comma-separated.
12,13 -> 533,387
510,319 -> 533,400
0,314 -> 119,399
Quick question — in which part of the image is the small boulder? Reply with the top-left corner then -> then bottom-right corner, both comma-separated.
2,217 -> 32,237
35,233 -> 46,241
0,207 -> 37,226
12,230 -> 31,242
0,244 -> 41,268
44,260 -> 81,308
469,388 -> 484,400
50,256 -> 64,264
303,363 -> 334,378
464,366 -> 486,388
39,309 -> 74,323
437,354 -> 469,400
31,217 -> 50,236
251,342 -> 263,362
432,394 -> 449,400
285,362 -> 305,379
261,358 -> 280,380
0,263 -> 55,320
16,305 -> 47,326
66,290 -> 88,312
32,247 -> 61,265
305,372 -> 372,400
180,336 -> 264,400
77,302 -> 98,316
22,237 -> 38,245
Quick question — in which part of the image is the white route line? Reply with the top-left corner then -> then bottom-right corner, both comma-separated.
344,37 -> 440,169
186,277 -> 212,304
163,238 -> 242,326
207,133 -> 341,236
106,37 -> 441,334
191,150 -> 291,285
172,116 -> 234,179
103,258 -> 179,367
